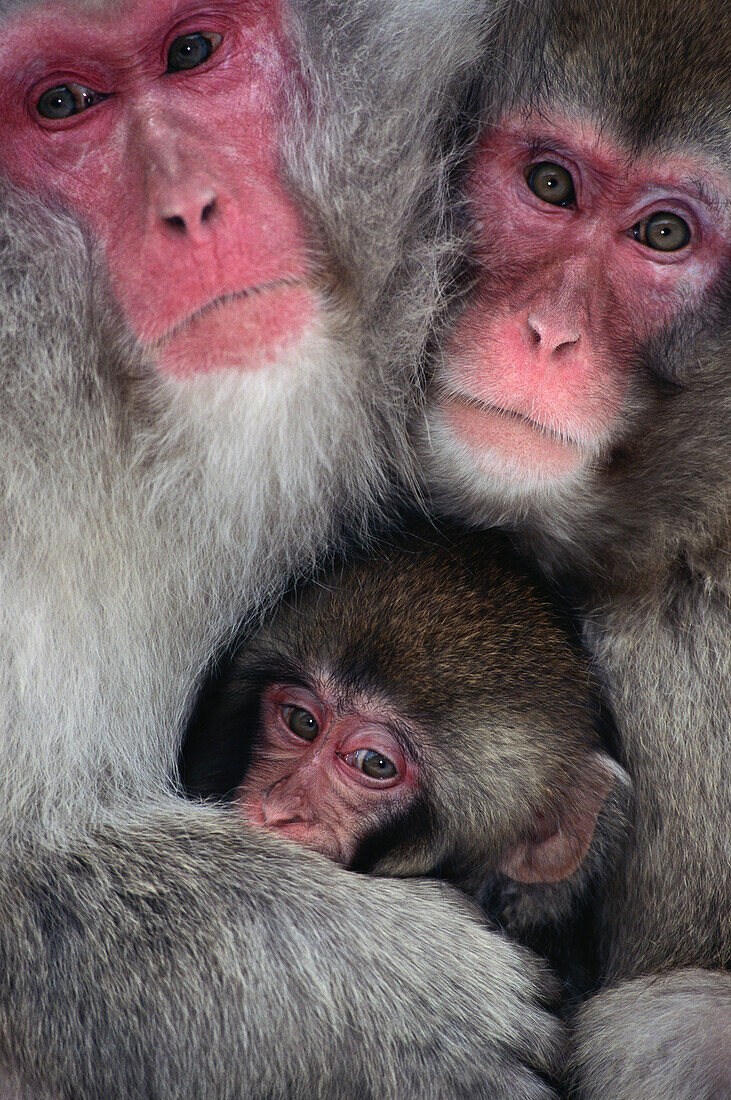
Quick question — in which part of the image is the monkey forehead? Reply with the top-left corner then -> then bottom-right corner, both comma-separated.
2,0 -> 278,25
2,0 -> 186,37
0,0 -> 108,16
258,527 -> 600,718
2,0 -> 286,73
487,0 -> 730,158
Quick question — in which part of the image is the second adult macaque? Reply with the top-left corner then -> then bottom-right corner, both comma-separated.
418,0 -> 730,1094
183,528 -> 628,981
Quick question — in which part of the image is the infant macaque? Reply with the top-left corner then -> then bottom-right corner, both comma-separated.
183,526 -> 628,988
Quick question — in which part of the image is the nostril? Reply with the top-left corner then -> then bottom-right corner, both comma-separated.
162,199 -> 216,233
527,312 -> 581,356
165,214 -> 186,233
554,335 -> 580,355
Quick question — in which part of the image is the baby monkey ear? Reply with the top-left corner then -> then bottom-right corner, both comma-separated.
498,753 -> 629,884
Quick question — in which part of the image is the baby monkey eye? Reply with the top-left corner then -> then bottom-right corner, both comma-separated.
526,162 -> 576,206
347,749 -> 398,780
632,212 -> 691,252
281,705 -> 319,741
37,84 -> 107,120
167,32 -> 221,72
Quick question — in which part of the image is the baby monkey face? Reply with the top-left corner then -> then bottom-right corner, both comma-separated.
237,681 -> 419,866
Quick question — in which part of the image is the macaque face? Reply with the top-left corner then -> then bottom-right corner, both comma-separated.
0,0 -> 317,379
234,676 -> 611,884
425,110 -> 730,491
237,683 -> 419,865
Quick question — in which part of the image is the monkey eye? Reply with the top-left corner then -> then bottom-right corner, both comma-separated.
632,211 -> 691,252
167,32 -> 222,73
36,84 -> 108,120
345,749 -> 398,781
526,162 -> 576,206
281,705 -> 319,741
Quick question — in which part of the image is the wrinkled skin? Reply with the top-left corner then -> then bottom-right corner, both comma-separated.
0,0 -> 314,376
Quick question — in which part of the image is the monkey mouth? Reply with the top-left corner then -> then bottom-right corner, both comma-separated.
148,280 -> 317,379
152,278 -> 306,349
267,819 -> 347,864
447,391 -> 582,444
441,391 -> 589,478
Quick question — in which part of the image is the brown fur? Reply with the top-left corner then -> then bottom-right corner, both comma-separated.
419,1 -> 730,1095
183,524 -> 629,999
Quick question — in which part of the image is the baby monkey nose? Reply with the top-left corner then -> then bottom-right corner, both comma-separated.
262,780 -> 312,828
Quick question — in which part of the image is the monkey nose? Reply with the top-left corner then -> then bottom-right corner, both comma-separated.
262,802 -> 298,827
159,189 -> 219,236
526,311 -> 581,357
262,791 -> 310,829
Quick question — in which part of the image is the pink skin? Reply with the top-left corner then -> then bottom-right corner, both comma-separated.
237,683 -> 418,866
0,0 -> 316,378
438,112 -> 730,478
237,682 -> 610,884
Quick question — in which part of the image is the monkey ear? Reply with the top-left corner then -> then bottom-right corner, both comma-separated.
499,753 -> 628,885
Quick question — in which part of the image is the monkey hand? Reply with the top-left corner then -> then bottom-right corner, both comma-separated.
570,969 -> 731,1099
0,806 -> 565,1100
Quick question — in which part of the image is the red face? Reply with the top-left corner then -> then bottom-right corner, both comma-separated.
430,111 -> 730,484
0,0 -> 316,378
237,682 -> 418,865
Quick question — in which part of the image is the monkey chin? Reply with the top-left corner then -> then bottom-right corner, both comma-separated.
272,822 -> 350,865
150,285 -> 318,380
418,400 -> 597,525
161,326 -> 374,543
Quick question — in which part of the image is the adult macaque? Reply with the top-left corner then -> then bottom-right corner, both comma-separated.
418,0 -> 731,1096
183,526 -> 629,997
0,2 -> 566,1098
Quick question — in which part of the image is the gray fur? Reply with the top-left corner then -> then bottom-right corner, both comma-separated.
0,2 -> 566,1096
570,971 -> 731,1100
2,811 -> 563,1099
417,0 -> 730,1094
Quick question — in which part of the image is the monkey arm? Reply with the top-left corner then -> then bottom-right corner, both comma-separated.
0,808 -> 565,1100
0,187 -> 561,1100
570,580 -> 731,1098
569,970 -> 731,1100
581,579 -> 730,976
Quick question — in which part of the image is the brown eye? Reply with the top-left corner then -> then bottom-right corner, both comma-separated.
37,84 -> 105,120
632,212 -> 690,252
167,32 -> 221,73
357,750 -> 397,780
282,705 -> 319,741
527,162 -> 576,206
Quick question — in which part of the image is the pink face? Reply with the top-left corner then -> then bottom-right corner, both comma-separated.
0,0 -> 316,378
433,112 -> 730,481
237,682 -> 418,865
